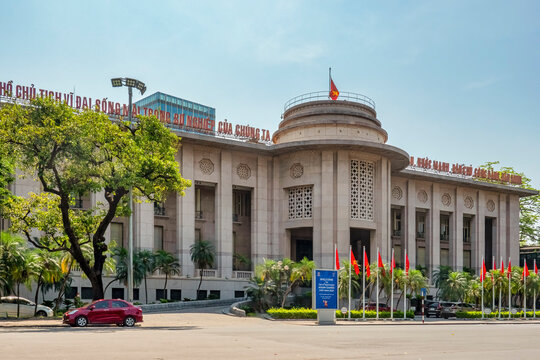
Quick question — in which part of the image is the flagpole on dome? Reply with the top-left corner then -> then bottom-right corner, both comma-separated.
328,67 -> 331,98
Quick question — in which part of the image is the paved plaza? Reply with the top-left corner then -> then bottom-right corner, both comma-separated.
1,309 -> 539,360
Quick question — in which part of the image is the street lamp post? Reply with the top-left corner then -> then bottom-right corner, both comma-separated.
111,77 -> 146,303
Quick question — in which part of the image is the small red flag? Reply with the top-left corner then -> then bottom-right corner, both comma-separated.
480,259 -> 486,282
329,79 -> 339,100
535,260 -> 538,275
351,250 -> 360,276
523,262 -> 530,278
500,259 -> 504,276
390,251 -> 396,275
378,251 -> 385,276
364,249 -> 370,278
507,259 -> 512,279
335,248 -> 340,270
405,253 -> 410,275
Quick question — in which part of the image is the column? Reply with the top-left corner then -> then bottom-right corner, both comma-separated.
336,151 -> 349,262
454,188 -> 463,271
507,195 -> 520,265
320,151 -> 334,269
217,151 -> 233,278
272,157 -> 283,259
429,183 -> 440,280
497,194 -> 507,263
134,201 -> 154,250
406,179 -> 416,266
252,155 -> 269,266
475,191 -> 486,275
179,146 -> 195,277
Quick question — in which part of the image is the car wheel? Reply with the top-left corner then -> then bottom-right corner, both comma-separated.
76,316 -> 88,327
124,316 -> 136,327
36,310 -> 47,317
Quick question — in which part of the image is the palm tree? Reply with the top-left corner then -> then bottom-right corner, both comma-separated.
338,260 -> 361,302
407,269 -> 427,299
432,265 -> 453,300
464,278 -> 481,306
11,250 -> 36,318
154,250 -> 181,300
393,268 -> 408,309
190,240 -> 215,296
446,272 -> 467,305
281,257 -> 315,308
31,249 -> 62,315
137,250 -> 155,304
0,232 -> 26,296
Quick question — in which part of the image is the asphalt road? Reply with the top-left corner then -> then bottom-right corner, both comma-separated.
1,309 -> 539,360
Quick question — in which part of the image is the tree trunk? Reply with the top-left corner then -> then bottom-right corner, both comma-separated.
197,269 -> 203,294
395,291 -> 403,310
16,282 -> 20,318
34,273 -> 43,316
163,274 -> 168,300
54,263 -> 73,312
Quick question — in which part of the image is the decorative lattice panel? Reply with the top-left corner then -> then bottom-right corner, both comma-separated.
350,160 -> 374,221
288,186 -> 313,220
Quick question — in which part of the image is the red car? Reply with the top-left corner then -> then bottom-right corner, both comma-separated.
63,299 -> 143,327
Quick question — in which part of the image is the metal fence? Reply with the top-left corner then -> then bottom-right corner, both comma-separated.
283,91 -> 376,112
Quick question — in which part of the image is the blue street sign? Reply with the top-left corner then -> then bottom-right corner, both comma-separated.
421,288 -> 427,297
314,269 -> 338,310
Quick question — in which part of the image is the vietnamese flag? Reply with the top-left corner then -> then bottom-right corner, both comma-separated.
351,250 -> 360,276
535,260 -> 538,275
335,248 -> 340,270
378,251 -> 385,276
500,259 -> 505,276
523,261 -> 530,278
507,259 -> 512,279
390,251 -> 396,275
405,253 -> 410,275
363,249 -> 370,278
329,79 -> 339,100
480,258 -> 487,282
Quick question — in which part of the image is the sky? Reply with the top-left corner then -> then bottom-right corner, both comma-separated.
1,1 -> 539,188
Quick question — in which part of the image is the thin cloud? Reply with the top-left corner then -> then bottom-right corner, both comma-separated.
464,77 -> 501,90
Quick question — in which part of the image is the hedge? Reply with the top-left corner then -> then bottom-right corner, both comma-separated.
456,311 -> 540,319
266,307 -> 415,319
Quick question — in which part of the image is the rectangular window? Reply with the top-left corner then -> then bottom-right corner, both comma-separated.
133,288 -> 139,301
156,289 -> 167,300
393,245 -> 402,267
112,288 -> 124,300
463,250 -> 471,269
440,215 -> 450,241
65,287 -> 78,299
195,188 -> 202,219
287,185 -> 313,220
440,249 -> 450,267
392,209 -> 402,236
81,287 -> 93,299
154,226 -> 164,251
170,289 -> 182,301
463,217 -> 471,243
417,246 -> 426,267
154,202 -> 166,216
209,290 -> 221,299
197,290 -> 207,300
416,213 -> 425,239
110,222 -> 123,247
234,291 -> 245,298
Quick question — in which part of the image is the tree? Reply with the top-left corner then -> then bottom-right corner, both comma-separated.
154,250 -> 181,299
407,269 -> 427,299
281,257 -> 315,308
190,240 -> 215,296
338,260 -> 360,302
0,97 -> 190,300
432,265 -> 453,300
31,249 -> 62,315
137,250 -> 155,304
446,272 -> 467,304
0,232 -> 26,296
479,161 -> 540,245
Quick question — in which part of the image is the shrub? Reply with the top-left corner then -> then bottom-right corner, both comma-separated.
266,308 -> 415,319
455,311 -> 539,319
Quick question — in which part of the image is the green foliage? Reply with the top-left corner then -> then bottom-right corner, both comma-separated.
338,260 -> 360,300
0,97 -> 191,299
478,162 -> 539,245
455,311 -> 538,319
266,307 -> 415,319
190,240 -> 216,293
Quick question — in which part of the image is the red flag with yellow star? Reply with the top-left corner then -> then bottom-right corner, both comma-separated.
329,78 -> 339,100
363,249 -> 370,278
351,250 -> 360,275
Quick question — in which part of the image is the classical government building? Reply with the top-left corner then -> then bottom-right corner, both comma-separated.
1,86 -> 536,302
